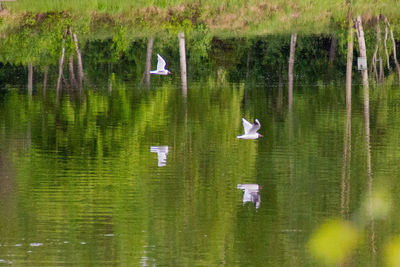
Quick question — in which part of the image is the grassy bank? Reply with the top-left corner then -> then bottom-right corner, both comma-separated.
1,0 -> 400,35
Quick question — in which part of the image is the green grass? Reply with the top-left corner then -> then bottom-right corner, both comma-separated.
2,0 -> 400,35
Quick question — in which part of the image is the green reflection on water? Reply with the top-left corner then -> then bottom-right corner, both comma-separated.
1,34 -> 400,266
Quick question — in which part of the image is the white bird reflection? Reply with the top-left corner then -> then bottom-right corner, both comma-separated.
237,184 -> 262,209
150,146 -> 169,167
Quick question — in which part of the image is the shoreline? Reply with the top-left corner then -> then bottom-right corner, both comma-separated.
0,2 -> 399,36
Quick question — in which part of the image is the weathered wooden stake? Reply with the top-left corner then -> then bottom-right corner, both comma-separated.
372,16 -> 383,83
145,37 -> 154,90
388,24 -> 400,83
346,22 -> 354,107
355,16 -> 369,89
371,16 -> 381,83
382,16 -> 400,83
384,24 -> 392,71
178,32 -> 187,97
27,63 -> 33,96
329,37 -> 338,64
277,66 -> 283,113
288,33 -> 297,111
56,31 -> 67,94
73,33 -> 84,88
43,67 -> 48,96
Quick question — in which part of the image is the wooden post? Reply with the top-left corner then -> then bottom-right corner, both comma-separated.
384,24 -> 392,71
329,37 -> 338,64
278,66 -> 283,113
178,32 -> 187,97
288,33 -> 297,111
145,37 -> 154,90
355,16 -> 369,89
73,33 -> 84,88
27,63 -> 33,96
371,16 -> 381,83
56,31 -> 67,95
388,24 -> 400,83
382,16 -> 400,83
346,21 -> 354,108
43,67 -> 48,96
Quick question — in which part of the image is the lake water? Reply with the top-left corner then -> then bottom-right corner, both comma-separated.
0,36 -> 400,266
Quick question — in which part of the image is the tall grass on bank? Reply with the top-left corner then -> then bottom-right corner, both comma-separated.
2,0 -> 400,35
7,0 -> 400,14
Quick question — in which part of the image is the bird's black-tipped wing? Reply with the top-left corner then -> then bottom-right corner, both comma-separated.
247,119 -> 261,134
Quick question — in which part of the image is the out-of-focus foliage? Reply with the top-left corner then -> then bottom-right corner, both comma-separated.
385,237 -> 400,267
308,220 -> 359,265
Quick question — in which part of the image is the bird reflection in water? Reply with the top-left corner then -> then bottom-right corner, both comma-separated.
237,184 -> 262,209
150,146 -> 169,167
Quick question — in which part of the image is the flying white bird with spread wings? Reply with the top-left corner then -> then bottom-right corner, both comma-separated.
237,118 -> 263,139
150,54 -> 171,75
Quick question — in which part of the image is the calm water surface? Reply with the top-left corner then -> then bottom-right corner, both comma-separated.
1,59 -> 400,266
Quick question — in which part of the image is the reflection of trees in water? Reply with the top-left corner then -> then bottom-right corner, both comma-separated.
2,21 -> 400,96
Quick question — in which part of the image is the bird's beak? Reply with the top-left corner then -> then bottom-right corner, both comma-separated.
259,134 -> 264,138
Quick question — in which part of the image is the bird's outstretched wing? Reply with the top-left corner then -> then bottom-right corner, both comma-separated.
242,118 -> 254,135
247,119 -> 261,134
157,54 -> 167,71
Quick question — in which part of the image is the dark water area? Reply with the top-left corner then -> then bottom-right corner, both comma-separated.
0,34 -> 400,266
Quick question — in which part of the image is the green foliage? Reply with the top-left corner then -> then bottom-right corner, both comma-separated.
0,12 -> 90,67
187,24 -> 212,66
111,26 -> 131,60
163,16 -> 193,36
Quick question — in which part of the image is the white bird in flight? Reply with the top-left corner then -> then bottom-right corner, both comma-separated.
237,118 -> 263,139
150,54 -> 171,75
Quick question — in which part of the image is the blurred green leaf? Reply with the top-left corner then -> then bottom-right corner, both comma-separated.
385,237 -> 400,267
308,220 -> 359,265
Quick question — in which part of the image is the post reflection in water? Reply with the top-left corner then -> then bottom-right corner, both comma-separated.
356,15 -> 376,256
237,184 -> 262,209
341,18 -> 353,219
150,146 -> 169,167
